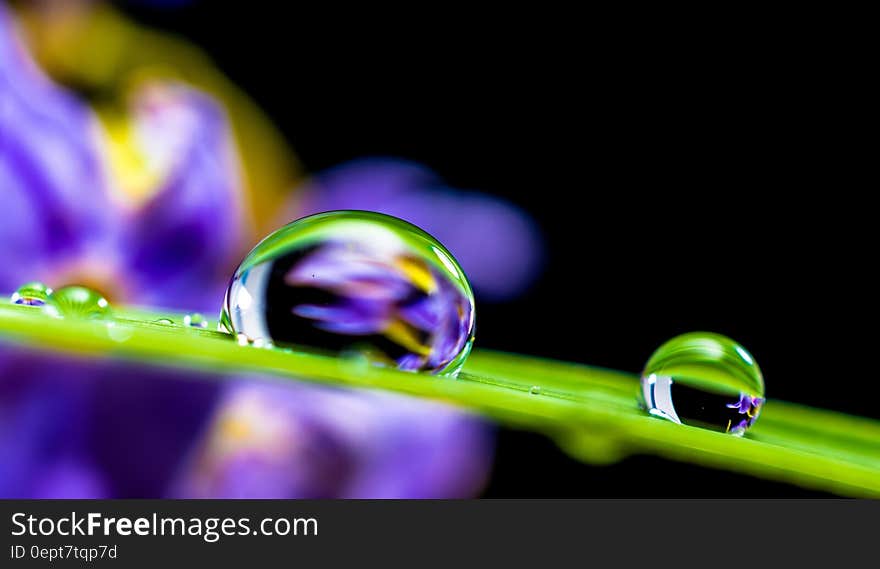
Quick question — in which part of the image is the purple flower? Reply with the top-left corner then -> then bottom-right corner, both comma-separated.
0,344 -> 217,498
0,5 -> 499,498
293,158 -> 544,301
0,7 -> 239,493
114,84 -> 247,312
284,238 -> 473,372
726,393 -> 764,432
171,382 -> 492,498
0,5 -> 112,294
726,393 -> 763,415
0,5 -> 245,312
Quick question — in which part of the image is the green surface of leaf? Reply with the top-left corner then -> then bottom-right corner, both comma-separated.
1,301 -> 878,497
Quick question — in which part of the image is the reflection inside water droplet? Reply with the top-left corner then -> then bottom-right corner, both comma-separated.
640,332 -> 765,435
184,313 -> 207,328
529,386 -> 542,395
220,211 -> 476,376
10,281 -> 53,307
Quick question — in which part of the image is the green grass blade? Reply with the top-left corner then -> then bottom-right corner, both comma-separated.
1,301 -> 878,497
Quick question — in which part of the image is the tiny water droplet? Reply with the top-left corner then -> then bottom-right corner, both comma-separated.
106,321 -> 133,343
236,333 -> 251,346
154,318 -> 175,326
43,285 -> 111,320
339,349 -> 373,374
252,338 -> 274,349
640,332 -> 765,436
529,385 -> 542,395
10,281 -> 53,306
184,313 -> 208,328
220,211 -> 476,375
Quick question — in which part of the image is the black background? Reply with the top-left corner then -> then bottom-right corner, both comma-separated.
118,2 -> 873,497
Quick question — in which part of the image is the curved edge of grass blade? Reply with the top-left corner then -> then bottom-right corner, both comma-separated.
1,301 -> 879,497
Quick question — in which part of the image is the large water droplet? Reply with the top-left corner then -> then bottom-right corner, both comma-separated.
221,211 -> 476,375
44,285 -> 111,320
640,332 -> 765,435
10,281 -> 53,306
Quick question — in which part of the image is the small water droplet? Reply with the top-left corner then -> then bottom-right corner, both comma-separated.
252,338 -> 274,349
10,281 -> 53,306
184,312 -> 208,328
220,211 -> 476,376
43,285 -> 111,320
236,333 -> 251,346
529,385 -> 542,395
154,318 -> 175,326
339,349 -> 373,374
640,332 -> 765,436
106,321 -> 133,343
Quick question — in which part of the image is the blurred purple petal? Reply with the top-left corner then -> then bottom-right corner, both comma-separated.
171,381 -> 493,498
86,361 -> 221,497
120,84 -> 246,313
0,343 -> 99,498
1,13 -> 246,311
296,158 -> 544,300
0,20 -> 239,492
0,333 -> 489,498
0,344 -> 221,498
0,6 -> 493,499
30,460 -> 109,499
0,5 -> 114,292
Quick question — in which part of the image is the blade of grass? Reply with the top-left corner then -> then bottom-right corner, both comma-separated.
1,301 -> 878,497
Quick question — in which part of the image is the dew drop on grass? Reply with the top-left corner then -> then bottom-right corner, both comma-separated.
10,281 -> 53,306
221,211 -> 476,376
154,318 -> 175,326
529,385 -> 542,395
184,313 -> 208,328
640,332 -> 765,435
252,338 -> 274,349
43,285 -> 111,320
